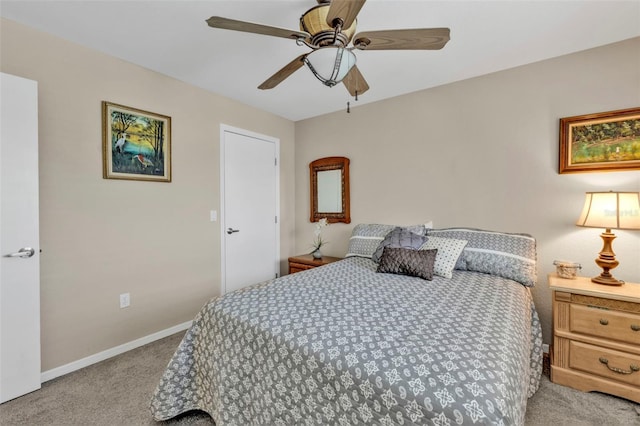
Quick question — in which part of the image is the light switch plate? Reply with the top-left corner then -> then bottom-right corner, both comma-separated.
119,293 -> 130,308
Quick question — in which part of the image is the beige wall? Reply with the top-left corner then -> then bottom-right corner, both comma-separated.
295,37 -> 640,344
2,15 -> 639,371
1,18 -> 296,371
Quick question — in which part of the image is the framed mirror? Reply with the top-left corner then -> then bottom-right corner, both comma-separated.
310,157 -> 350,223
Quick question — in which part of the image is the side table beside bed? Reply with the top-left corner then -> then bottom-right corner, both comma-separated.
549,273 -> 640,403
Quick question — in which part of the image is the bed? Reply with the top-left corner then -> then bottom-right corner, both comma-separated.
150,226 -> 543,425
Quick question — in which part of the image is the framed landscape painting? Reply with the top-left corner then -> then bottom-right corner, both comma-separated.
102,101 -> 171,182
559,107 -> 640,174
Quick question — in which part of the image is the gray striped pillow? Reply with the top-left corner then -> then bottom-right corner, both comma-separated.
426,228 -> 537,286
346,223 -> 428,259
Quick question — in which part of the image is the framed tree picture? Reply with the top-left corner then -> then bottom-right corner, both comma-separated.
559,107 -> 640,174
102,101 -> 171,182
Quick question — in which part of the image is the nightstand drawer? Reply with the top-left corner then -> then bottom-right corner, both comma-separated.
570,304 -> 640,345
289,263 -> 314,274
287,254 -> 342,275
569,340 -> 640,387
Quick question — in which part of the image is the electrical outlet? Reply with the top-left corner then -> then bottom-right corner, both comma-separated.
542,344 -> 549,354
119,293 -> 130,308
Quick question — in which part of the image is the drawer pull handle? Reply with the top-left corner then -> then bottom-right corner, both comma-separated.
598,357 -> 639,375
632,324 -> 640,332
599,319 -> 609,326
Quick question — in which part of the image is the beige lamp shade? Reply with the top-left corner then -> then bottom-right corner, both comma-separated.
576,191 -> 640,231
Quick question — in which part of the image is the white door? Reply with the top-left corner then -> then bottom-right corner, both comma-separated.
221,126 -> 279,293
0,73 -> 41,403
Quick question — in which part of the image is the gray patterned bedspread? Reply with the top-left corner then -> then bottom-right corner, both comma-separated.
151,257 -> 542,425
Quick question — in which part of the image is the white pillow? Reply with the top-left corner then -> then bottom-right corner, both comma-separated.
420,236 -> 468,279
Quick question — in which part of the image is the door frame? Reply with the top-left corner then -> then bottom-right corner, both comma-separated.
219,124 -> 280,295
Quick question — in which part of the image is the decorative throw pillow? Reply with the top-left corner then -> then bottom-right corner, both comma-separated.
377,247 -> 437,280
419,236 -> 468,279
346,223 -> 429,259
371,227 -> 429,263
426,228 -> 537,287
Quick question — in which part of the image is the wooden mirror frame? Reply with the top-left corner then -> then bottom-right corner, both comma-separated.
310,157 -> 351,224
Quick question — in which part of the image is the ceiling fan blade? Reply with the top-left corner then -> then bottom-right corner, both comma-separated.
206,16 -> 310,40
326,0 -> 366,29
342,65 -> 369,97
353,28 -> 450,50
258,54 -> 308,90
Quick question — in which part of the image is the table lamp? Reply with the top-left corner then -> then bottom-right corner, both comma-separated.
576,191 -> 640,285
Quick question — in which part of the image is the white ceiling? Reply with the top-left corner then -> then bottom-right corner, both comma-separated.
1,1 -> 639,121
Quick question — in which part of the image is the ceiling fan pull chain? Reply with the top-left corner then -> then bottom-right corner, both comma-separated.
347,101 -> 350,113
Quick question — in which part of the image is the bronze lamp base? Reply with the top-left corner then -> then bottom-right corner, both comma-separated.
591,274 -> 624,286
591,229 -> 623,286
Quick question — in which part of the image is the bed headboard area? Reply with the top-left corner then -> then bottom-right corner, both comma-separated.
346,224 -> 537,287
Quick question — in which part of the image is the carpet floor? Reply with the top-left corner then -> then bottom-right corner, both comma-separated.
1,331 -> 638,425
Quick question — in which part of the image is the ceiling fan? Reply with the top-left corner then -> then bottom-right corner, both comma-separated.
206,0 -> 450,99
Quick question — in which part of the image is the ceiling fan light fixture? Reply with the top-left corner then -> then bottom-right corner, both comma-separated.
304,46 -> 356,87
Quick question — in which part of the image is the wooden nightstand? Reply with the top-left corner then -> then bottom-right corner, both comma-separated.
549,273 -> 640,403
287,254 -> 342,275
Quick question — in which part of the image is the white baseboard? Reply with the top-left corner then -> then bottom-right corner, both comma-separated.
40,320 -> 192,383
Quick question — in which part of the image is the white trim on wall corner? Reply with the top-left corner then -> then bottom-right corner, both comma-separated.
40,321 -> 192,383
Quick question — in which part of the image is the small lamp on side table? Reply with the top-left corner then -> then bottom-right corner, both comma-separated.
576,191 -> 640,285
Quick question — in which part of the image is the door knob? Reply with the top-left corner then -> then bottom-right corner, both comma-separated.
4,247 -> 35,258
227,228 -> 240,234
